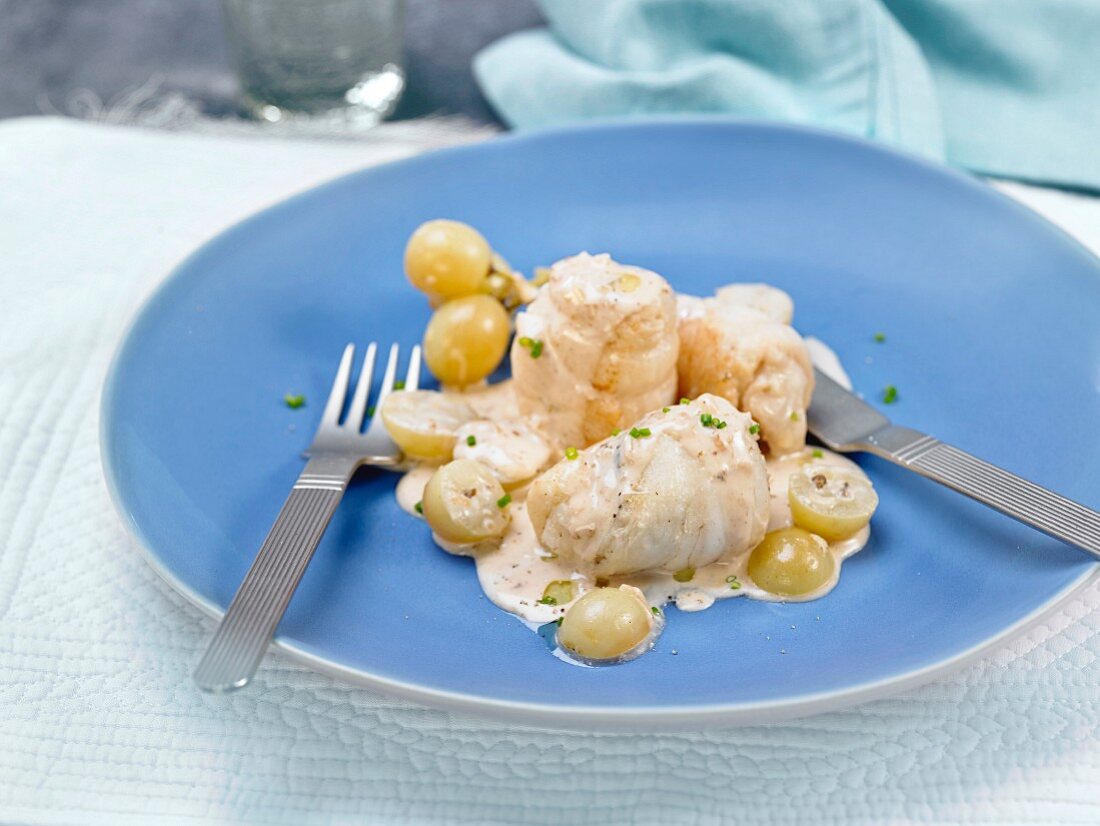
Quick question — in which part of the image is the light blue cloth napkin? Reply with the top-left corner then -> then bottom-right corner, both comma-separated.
474,0 -> 1100,190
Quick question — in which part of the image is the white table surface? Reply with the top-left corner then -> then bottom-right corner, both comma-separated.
1,116 -> 1098,826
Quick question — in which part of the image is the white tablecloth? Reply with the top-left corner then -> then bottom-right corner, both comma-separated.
1,117 -> 1098,826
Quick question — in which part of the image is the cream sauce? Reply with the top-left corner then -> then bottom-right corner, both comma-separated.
392,339 -> 874,658
396,441 -> 871,624
450,378 -> 522,420
395,465 -> 435,516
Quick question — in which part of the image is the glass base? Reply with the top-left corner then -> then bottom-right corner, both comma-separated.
241,63 -> 405,133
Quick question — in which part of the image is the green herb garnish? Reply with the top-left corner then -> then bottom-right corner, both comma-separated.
662,407 -> 670,413
414,501 -> 423,514
611,428 -> 621,436
565,446 -> 579,460
393,379 -> 406,390
518,336 -> 543,359
497,493 -> 512,508
812,449 -> 824,458
748,423 -> 760,435
537,596 -> 558,606
701,413 -> 727,429
651,606 -> 662,616
366,405 -> 375,417
725,575 -> 742,590
629,426 -> 651,439
789,411 -> 800,422
680,397 -> 691,405
874,332 -> 886,343
883,384 -> 898,404
673,567 -> 696,583
284,393 -> 306,409
466,434 -> 477,447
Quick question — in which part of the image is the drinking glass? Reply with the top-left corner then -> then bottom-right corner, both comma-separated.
221,0 -> 405,128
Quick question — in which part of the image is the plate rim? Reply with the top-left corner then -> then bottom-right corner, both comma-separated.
114,523 -> 1098,729
100,115 -> 1100,730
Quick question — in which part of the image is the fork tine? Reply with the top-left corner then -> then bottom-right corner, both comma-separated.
344,342 -> 378,431
320,344 -> 355,427
371,343 -> 400,411
404,345 -> 422,391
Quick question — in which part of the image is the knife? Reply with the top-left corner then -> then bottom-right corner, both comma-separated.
807,368 -> 1100,560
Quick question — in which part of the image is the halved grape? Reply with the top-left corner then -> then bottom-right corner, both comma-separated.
421,459 -> 510,544
748,527 -> 835,597
423,294 -> 511,386
540,580 -> 576,606
788,463 -> 878,540
380,389 -> 476,461
404,220 -> 492,299
557,586 -> 653,661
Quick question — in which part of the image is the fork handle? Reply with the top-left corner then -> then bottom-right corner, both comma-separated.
871,430 -> 1100,560
194,455 -> 358,692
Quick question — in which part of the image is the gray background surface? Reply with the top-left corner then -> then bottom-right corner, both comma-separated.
0,0 -> 542,123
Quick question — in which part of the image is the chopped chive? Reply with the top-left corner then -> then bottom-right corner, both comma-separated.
366,405 -> 376,417
555,617 -> 563,626
611,428 -> 621,436
284,393 -> 306,409
564,446 -> 579,460
812,449 -> 824,458
517,336 -> 543,358
497,493 -> 512,508
748,423 -> 760,435
651,605 -> 662,616
414,501 -> 423,514
466,434 -> 477,447
662,407 -> 670,413
789,411 -> 800,422
537,596 -> 558,606
883,384 -> 898,404
701,413 -> 727,429
874,332 -> 886,343
680,397 -> 691,405
629,426 -> 651,439
725,575 -> 742,590
393,379 -> 406,390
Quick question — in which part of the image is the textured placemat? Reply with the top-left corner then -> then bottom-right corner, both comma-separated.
1,117 -> 1098,826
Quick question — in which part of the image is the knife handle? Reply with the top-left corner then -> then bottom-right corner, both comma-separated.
877,433 -> 1100,560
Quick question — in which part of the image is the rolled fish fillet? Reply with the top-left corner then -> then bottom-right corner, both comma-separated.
527,395 -> 770,577
678,284 -> 813,455
511,253 -> 679,449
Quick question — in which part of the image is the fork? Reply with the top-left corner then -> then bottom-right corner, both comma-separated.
194,342 -> 420,692
808,367 -> 1100,560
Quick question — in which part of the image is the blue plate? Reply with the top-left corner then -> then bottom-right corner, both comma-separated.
102,119 -> 1100,728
